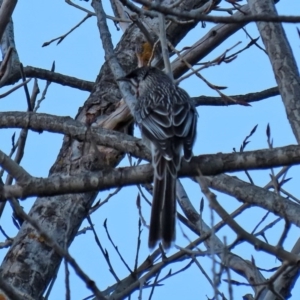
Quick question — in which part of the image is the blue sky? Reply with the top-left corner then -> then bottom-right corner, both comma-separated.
0,1 -> 300,299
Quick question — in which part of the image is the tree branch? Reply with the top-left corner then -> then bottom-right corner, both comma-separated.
130,0 -> 300,24
2,145 -> 300,199
0,111 -> 149,160
0,0 -> 17,42
248,0 -> 300,143
208,174 -> 300,229
5,66 -> 94,91
196,172 -> 299,275
92,0 -> 137,114
0,1 -> 210,297
176,181 -> 266,295
192,86 -> 279,106
171,4 -> 251,78
9,198 -> 106,300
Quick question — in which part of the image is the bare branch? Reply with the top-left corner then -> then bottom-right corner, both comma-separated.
171,4 -> 251,78
0,78 -> 31,99
92,0 -> 137,114
2,145 -> 300,200
6,65 -> 94,91
196,172 -> 299,265
130,0 -> 300,24
0,149 -> 31,184
248,0 -> 300,143
0,111 -> 149,160
9,198 -> 106,300
0,0 -> 17,41
42,13 -> 93,47
192,87 -> 279,106
208,174 -> 300,231
176,180 -> 266,294
157,0 -> 173,79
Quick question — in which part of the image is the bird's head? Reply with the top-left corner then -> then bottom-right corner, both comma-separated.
117,67 -> 170,97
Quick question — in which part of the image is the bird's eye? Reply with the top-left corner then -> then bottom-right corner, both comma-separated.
142,69 -> 149,80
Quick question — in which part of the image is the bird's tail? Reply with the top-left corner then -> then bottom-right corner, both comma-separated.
148,157 -> 176,249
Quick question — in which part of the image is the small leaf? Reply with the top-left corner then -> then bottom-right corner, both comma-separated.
91,200 -> 100,209
200,197 -> 204,213
136,193 -> 141,209
11,132 -> 16,147
51,61 -> 55,72
266,123 -> 271,139
243,141 -> 250,148
249,124 -> 258,136
42,41 -> 50,47
279,177 -> 292,187
224,55 -> 237,63
247,37 -> 260,47
251,255 -> 256,266
12,216 -> 20,230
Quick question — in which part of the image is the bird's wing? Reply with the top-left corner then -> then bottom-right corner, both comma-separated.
137,90 -> 197,159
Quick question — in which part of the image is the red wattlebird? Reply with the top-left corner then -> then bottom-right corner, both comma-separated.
118,67 -> 198,249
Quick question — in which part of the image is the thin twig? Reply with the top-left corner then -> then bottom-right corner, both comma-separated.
0,78 -> 31,99
9,199 -> 106,300
157,1 -> 173,80
103,219 -> 133,274
19,63 -> 32,111
86,216 -> 120,282
127,0 -> 300,24
64,259 -> 71,300
42,14 -> 93,47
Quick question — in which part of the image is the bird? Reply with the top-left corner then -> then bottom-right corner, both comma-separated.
118,67 -> 198,249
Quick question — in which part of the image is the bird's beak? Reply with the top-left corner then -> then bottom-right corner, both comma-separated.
117,76 -> 138,90
117,76 -> 130,82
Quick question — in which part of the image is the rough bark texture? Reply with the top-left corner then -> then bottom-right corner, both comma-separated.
172,4 -> 250,78
2,144 -> 300,200
1,1 -> 299,299
0,1 -> 208,298
246,2 -> 300,296
248,0 -> 300,143
209,174 -> 300,227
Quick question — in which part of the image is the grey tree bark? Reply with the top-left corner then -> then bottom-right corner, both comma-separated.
0,0 -> 208,298
0,0 -> 299,299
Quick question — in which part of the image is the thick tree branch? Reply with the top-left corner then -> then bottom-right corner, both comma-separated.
262,239 -> 300,299
0,111 -> 149,160
92,0 -> 137,114
0,1 -> 210,298
176,181 -> 266,295
248,0 -> 300,143
0,0 -> 17,42
130,0 -> 300,24
193,86 -> 279,106
2,145 -> 300,199
196,174 -> 299,269
9,198 -> 106,300
0,0 -> 19,87
5,66 -> 94,91
209,174 -> 300,228
171,4 -> 251,78
0,85 -> 280,163
0,149 -> 31,184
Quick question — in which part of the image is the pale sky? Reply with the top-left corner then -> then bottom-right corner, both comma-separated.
0,1 -> 300,299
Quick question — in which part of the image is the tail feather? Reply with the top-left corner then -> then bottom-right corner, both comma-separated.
148,157 -> 177,250
161,166 -> 176,249
148,172 -> 165,249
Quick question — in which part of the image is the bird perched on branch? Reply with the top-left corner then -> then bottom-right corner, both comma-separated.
118,67 -> 198,249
